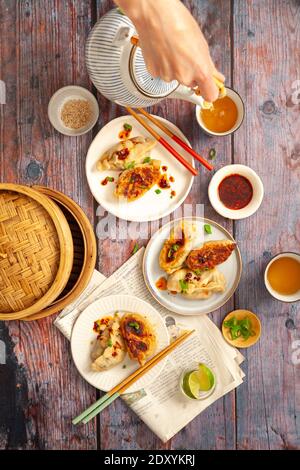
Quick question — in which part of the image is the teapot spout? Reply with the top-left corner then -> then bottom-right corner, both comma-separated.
169,84 -> 205,107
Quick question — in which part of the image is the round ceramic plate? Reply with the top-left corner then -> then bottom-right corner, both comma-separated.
85,115 -> 194,222
143,217 -> 242,316
71,295 -> 169,392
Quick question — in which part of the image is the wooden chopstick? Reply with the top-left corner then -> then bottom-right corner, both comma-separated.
137,108 -> 213,171
73,330 -> 195,425
125,107 -> 198,177
81,330 -> 194,424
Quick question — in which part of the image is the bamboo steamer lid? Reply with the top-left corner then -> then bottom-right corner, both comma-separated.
0,184 -> 74,320
23,186 -> 97,321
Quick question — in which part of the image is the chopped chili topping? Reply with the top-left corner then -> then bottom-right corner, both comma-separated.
158,174 -> 170,189
101,176 -> 115,186
116,147 -> 130,160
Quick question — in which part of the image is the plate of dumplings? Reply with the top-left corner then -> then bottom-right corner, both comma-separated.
143,218 -> 242,315
85,115 -> 194,222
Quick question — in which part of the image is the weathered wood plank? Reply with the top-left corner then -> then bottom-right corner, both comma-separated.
0,0 -> 97,449
96,0 -> 236,450
233,0 -> 300,450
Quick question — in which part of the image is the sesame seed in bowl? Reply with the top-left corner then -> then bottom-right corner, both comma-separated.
48,86 -> 99,137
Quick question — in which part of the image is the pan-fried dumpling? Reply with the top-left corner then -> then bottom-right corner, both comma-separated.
159,221 -> 197,274
97,136 -> 157,171
91,315 -> 126,371
186,240 -> 236,271
167,268 -> 226,300
114,160 -> 161,202
120,313 -> 157,366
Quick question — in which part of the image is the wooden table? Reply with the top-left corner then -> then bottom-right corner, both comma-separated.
0,0 -> 299,450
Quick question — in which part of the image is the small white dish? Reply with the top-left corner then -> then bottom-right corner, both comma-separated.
85,115 -> 194,222
71,294 -> 169,392
196,87 -> 245,137
48,85 -> 99,136
264,252 -> 300,302
143,217 -> 242,316
208,164 -> 264,220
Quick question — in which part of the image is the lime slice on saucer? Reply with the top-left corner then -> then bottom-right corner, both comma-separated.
197,363 -> 215,391
181,365 -> 215,399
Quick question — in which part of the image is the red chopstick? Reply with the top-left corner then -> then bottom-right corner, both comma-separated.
137,108 -> 213,171
126,107 -> 198,177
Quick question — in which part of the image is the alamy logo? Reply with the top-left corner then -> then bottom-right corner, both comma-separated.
0,80 -> 6,104
0,340 -> 6,364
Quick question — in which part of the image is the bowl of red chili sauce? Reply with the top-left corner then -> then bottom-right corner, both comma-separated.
208,164 -> 264,219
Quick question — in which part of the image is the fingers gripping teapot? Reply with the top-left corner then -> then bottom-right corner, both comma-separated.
85,8 -> 206,108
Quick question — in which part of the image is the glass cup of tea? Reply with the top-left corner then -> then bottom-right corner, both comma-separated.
264,252 -> 300,302
195,87 -> 245,136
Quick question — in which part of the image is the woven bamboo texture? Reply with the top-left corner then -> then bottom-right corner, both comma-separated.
24,186 -> 97,321
0,184 -> 74,320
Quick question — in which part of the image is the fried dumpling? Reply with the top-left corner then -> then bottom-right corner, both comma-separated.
120,313 -> 156,366
167,268 -> 226,300
186,240 -> 236,271
159,222 -> 197,274
91,315 -> 126,371
97,136 -> 157,171
114,160 -> 161,202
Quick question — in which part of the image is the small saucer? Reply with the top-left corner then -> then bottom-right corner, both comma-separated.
48,85 -> 99,136
208,164 -> 264,220
222,309 -> 261,348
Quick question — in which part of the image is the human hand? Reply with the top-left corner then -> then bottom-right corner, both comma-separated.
115,0 -> 224,102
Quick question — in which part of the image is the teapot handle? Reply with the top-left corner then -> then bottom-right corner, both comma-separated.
112,26 -> 136,46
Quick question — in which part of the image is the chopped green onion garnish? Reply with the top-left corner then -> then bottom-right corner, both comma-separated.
204,224 -> 212,234
107,338 -> 113,347
179,279 -> 188,292
223,316 -> 256,341
209,148 -> 216,160
124,123 -> 132,131
125,161 -> 135,170
194,268 -> 203,275
106,176 -> 114,182
132,243 -> 139,254
143,156 -> 151,164
155,189 -> 161,194
128,321 -> 140,330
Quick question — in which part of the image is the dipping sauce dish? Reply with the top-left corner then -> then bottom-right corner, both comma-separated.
208,164 -> 264,219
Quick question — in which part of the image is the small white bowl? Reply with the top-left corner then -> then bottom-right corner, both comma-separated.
196,87 -> 245,136
208,164 -> 264,219
264,252 -> 300,302
48,85 -> 99,136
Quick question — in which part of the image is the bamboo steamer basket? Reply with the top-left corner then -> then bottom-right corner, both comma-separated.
0,184 -> 74,320
23,186 -> 97,321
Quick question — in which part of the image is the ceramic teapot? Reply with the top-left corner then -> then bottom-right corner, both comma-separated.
85,8 -> 206,108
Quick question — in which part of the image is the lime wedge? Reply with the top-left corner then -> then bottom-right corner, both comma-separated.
182,371 -> 196,399
198,363 -> 215,391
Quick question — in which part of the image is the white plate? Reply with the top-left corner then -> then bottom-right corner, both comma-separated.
71,295 -> 169,392
85,115 -> 194,222
143,217 -> 242,316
